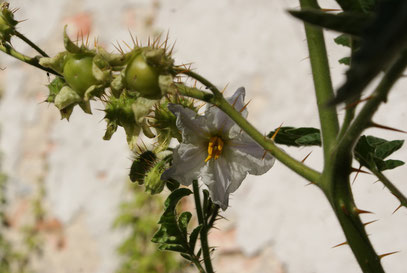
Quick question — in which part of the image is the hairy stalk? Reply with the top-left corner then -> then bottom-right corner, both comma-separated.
299,0 -> 339,164
15,31 -> 49,57
176,84 -> 321,184
0,43 -> 60,76
192,180 -> 214,273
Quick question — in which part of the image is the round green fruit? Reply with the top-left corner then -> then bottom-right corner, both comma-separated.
124,54 -> 161,99
63,55 -> 98,97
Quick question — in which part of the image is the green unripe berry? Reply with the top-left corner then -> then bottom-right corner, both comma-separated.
124,54 -> 161,99
63,55 -> 98,97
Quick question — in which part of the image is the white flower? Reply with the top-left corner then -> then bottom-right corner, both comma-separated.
162,87 -> 275,210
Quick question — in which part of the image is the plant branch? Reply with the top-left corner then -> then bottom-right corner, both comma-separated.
192,180 -> 214,273
0,42 -> 60,76
337,51 -> 407,153
14,31 -> 49,57
371,169 -> 407,210
326,51 -> 407,273
299,0 -> 339,162
176,84 -> 321,184
174,67 -> 222,97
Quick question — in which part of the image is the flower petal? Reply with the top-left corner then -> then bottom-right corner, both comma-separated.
226,132 -> 275,193
168,104 -> 210,144
205,87 -> 248,138
161,142 -> 207,186
201,158 -> 232,210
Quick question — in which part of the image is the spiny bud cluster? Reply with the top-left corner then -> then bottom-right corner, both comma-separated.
37,25 -> 199,193
0,2 -> 18,43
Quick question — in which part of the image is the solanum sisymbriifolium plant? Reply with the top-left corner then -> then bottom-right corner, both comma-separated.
1,0 -> 407,272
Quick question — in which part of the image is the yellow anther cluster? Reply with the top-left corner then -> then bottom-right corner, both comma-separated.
205,136 -> 224,162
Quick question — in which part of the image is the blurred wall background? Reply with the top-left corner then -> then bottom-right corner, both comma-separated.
0,0 -> 406,272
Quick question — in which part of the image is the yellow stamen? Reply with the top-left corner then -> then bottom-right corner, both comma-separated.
205,136 -> 224,162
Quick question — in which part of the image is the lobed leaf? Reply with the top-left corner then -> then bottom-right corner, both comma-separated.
268,127 -> 321,147
289,9 -> 372,36
332,0 -> 407,104
354,135 -> 405,172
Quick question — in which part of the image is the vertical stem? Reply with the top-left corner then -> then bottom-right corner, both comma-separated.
300,0 -> 339,164
192,180 -> 214,273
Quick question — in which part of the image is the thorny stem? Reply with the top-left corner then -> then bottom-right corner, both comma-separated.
337,51 -> 407,154
192,180 -> 214,273
176,84 -> 321,184
299,0 -> 339,164
15,30 -> 49,57
337,39 -> 361,140
174,67 -> 222,97
372,169 -> 407,210
0,42 -> 60,76
327,50 -> 407,273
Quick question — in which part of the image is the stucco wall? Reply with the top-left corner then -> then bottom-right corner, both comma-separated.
1,1 -> 406,272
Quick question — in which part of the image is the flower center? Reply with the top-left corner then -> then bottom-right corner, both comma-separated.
205,136 -> 224,162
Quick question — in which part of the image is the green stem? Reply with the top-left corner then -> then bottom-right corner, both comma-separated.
372,169 -> 407,210
176,84 -> 321,184
338,51 -> 407,153
327,51 -> 407,273
337,39 -> 361,140
0,43 -> 60,76
174,67 -> 222,96
300,0 -> 339,164
15,31 -> 49,57
192,180 -> 214,273
191,256 -> 206,273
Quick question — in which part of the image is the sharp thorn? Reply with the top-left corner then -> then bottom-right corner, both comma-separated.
350,167 -> 370,174
354,208 -> 374,215
392,204 -> 403,214
332,241 -> 348,248
271,122 -> 284,141
301,151 -> 312,163
239,99 -> 252,113
369,122 -> 407,134
363,220 -> 378,226
379,251 -> 400,260
343,96 -> 372,110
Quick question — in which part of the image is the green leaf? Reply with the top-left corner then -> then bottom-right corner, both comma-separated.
335,0 -> 363,11
354,135 -> 405,172
289,9 -> 372,36
334,34 -> 351,47
296,132 -> 321,146
162,188 -> 192,216
158,244 -> 186,253
151,188 -> 192,254
377,159 -> 405,171
339,57 -> 351,65
180,253 -> 193,262
178,212 -> 192,236
359,0 -> 378,13
189,225 -> 202,253
267,127 -> 321,147
46,77 -> 65,103
331,0 -> 407,104
375,140 -> 404,159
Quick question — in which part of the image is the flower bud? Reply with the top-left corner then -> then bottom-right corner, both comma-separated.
144,160 -> 167,195
0,3 -> 18,42
129,151 -> 157,184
